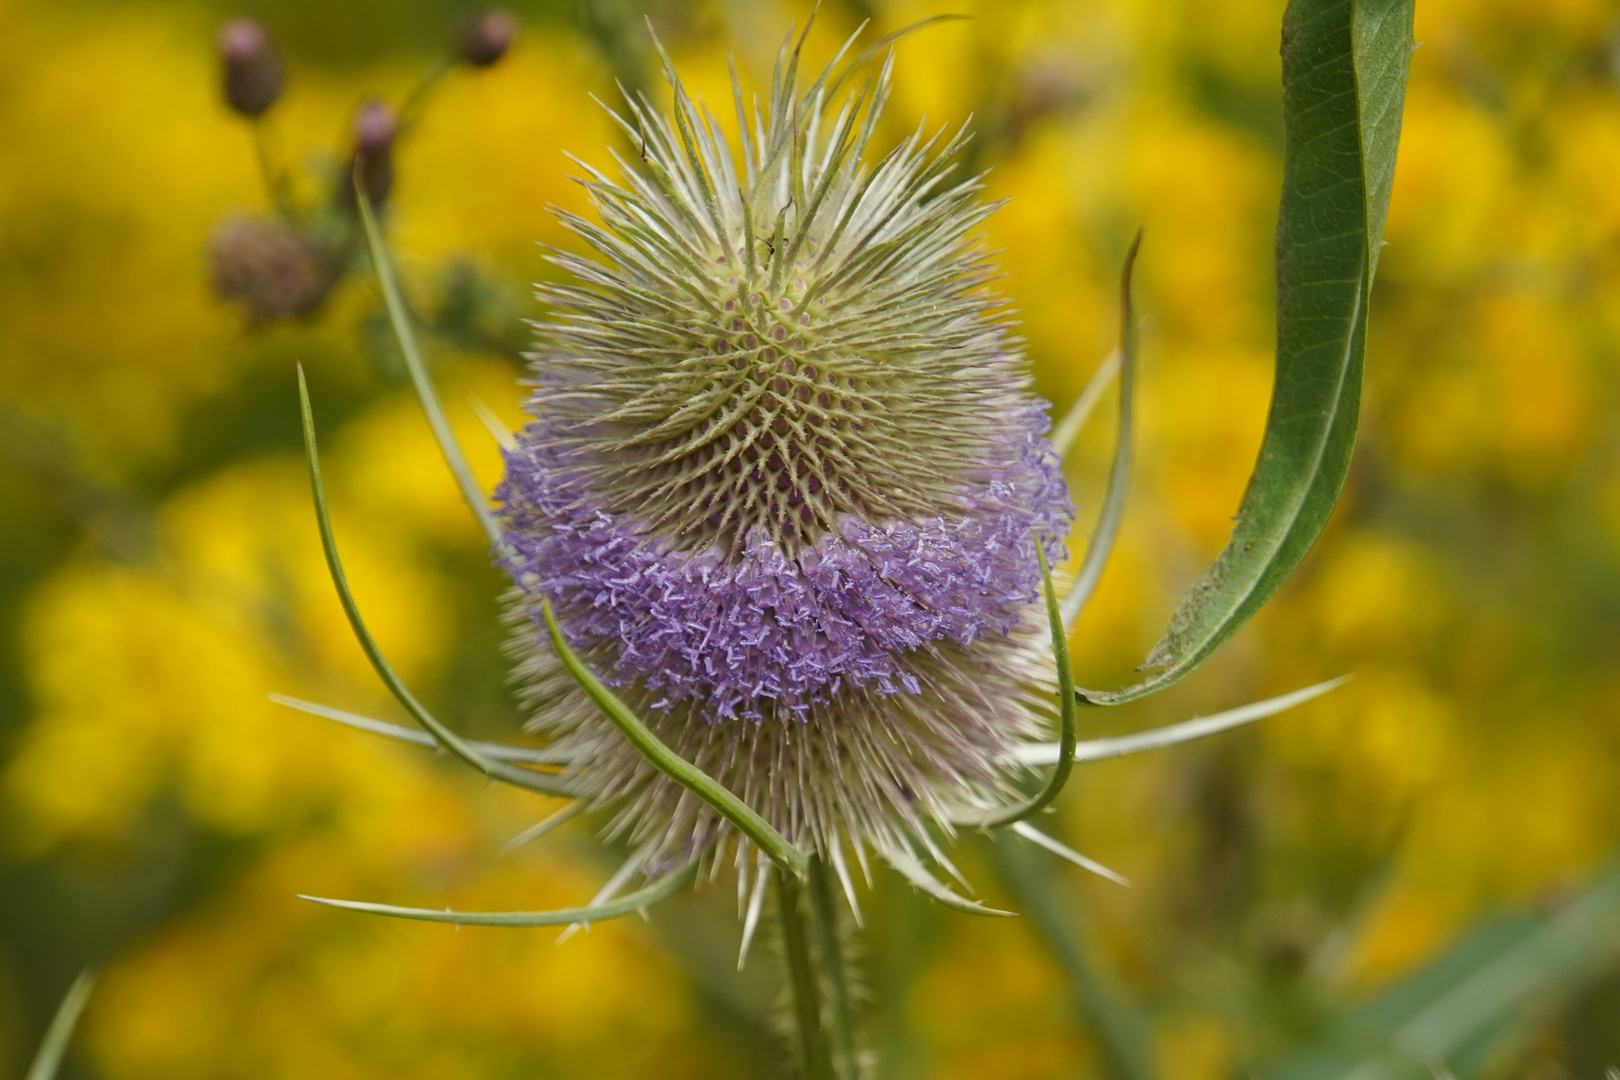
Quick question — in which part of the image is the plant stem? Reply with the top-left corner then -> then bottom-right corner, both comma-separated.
992,832 -> 1155,1080
806,855 -> 859,1079
251,119 -> 296,221
354,187 -> 503,550
776,867 -> 834,1080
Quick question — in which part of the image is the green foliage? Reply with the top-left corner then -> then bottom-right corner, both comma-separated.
1271,865 -> 1620,1079
1087,0 -> 1415,704
25,971 -> 93,1080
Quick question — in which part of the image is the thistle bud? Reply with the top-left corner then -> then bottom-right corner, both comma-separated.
217,17 -> 284,118
458,10 -> 517,67
346,100 -> 397,207
209,216 -> 334,322
497,42 -> 1072,874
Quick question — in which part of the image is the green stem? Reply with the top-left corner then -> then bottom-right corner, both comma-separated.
26,970 -> 95,1080
777,867 -> 835,1080
354,186 -> 502,550
992,833 -> 1155,1080
807,855 -> 859,1079
396,56 -> 456,135
251,119 -> 296,221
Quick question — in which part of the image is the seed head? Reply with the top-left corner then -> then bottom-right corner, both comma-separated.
497,35 -> 1072,871
209,216 -> 333,321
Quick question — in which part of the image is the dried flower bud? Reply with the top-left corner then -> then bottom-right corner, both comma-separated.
458,10 -> 517,67
209,216 -> 333,322
218,18 -> 284,118
346,100 -> 397,206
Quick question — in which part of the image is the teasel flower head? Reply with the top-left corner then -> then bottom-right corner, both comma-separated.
496,31 -> 1073,885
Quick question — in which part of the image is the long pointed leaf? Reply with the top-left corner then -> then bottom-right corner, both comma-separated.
300,859 -> 699,927
1013,677 -> 1347,767
270,693 -> 576,768
298,369 -> 572,799
26,969 -> 95,1080
1272,864 -> 1620,1080
1084,0 -> 1414,704
1061,234 -> 1140,630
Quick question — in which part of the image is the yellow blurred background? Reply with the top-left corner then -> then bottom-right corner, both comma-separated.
2,0 -> 1618,1076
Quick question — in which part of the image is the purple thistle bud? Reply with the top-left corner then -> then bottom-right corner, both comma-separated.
497,39 -> 1073,872
218,17 -> 284,118
458,10 -> 517,68
345,100 -> 397,207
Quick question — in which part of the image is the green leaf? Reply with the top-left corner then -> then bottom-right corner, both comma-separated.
26,969 -> 95,1080
1061,232 -> 1140,631
1270,865 -> 1620,1079
299,859 -> 699,927
270,693 -> 575,768
1085,0 -> 1414,704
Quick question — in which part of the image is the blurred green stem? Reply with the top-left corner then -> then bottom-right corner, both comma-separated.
355,186 -> 502,549
397,56 -> 455,134
992,833 -> 1155,1080
777,867 -> 835,1080
26,969 -> 95,1080
251,119 -> 295,220
807,855 -> 860,1078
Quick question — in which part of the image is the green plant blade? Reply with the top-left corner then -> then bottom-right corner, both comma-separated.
1270,864 -> 1620,1080
540,597 -> 808,876
1084,0 -> 1414,704
1061,231 -> 1140,631
1013,677 -> 1348,767
299,859 -> 699,927
270,693 -> 576,768
26,969 -> 96,1080
1050,349 -> 1119,462
298,368 -> 572,799
354,184 -> 502,550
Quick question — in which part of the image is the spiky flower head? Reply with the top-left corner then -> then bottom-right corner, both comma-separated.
497,30 -> 1073,878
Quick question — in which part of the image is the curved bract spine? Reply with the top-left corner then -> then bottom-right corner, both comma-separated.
299,859 -> 700,927
298,368 -> 573,799
541,596 -> 808,876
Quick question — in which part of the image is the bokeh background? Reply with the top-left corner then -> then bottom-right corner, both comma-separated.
3,0 -> 1619,1076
